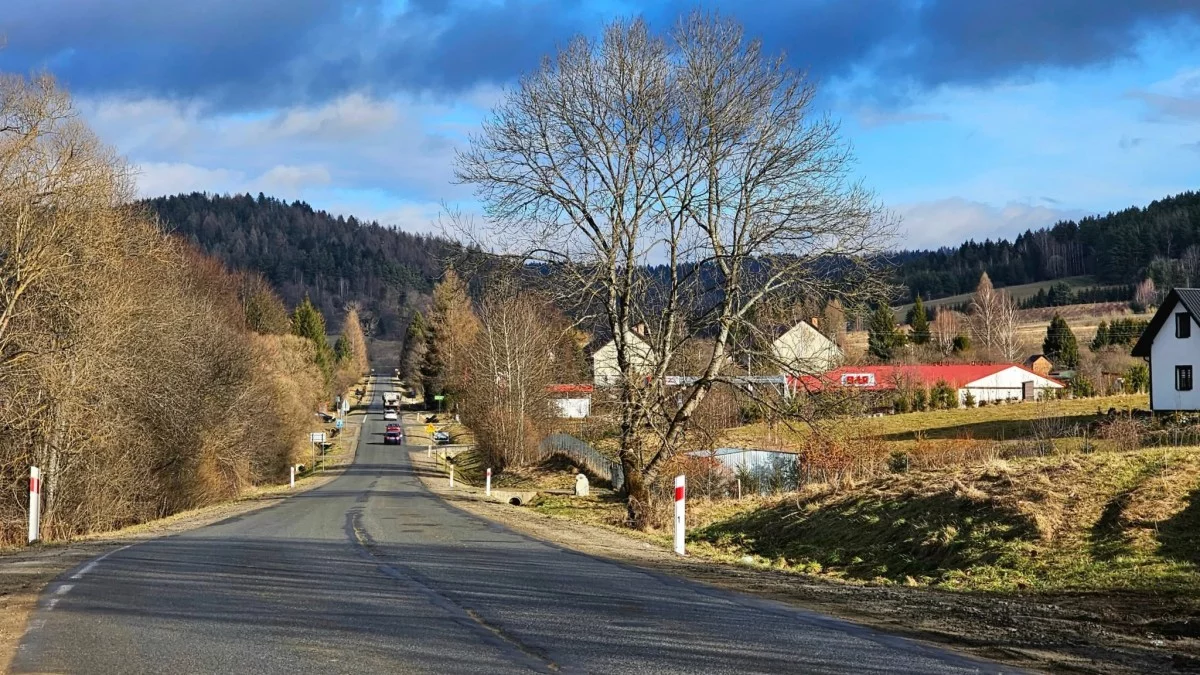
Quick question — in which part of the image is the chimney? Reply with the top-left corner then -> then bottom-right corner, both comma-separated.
810,316 -> 820,330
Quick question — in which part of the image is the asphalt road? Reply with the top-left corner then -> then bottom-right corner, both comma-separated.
12,376 -> 1017,674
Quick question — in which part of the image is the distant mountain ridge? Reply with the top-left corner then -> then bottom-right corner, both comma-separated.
896,190 -> 1200,302
145,192 -> 453,337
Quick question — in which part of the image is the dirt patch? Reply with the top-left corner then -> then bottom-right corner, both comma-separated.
411,450 -> 1200,675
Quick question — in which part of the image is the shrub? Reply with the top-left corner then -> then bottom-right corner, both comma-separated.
913,388 -> 928,412
963,391 -> 976,408
888,450 -> 910,473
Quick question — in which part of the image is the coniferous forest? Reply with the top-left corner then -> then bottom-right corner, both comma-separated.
896,190 -> 1200,301
146,189 -> 1200,333
145,193 -> 456,337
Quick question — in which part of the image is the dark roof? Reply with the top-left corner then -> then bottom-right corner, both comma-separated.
1024,354 -> 1048,363
1131,288 -> 1200,357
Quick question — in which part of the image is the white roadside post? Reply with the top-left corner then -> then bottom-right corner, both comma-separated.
673,474 -> 686,556
449,462 -> 455,489
485,468 -> 492,497
289,465 -> 296,488
28,466 -> 42,543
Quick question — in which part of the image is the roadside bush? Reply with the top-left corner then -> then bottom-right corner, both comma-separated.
888,450 -> 911,473
963,391 -> 976,408
1099,414 -> 1145,453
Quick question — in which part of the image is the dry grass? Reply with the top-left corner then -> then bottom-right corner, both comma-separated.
722,393 -> 1146,450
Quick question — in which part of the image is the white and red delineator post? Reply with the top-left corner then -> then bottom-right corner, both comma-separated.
673,474 -> 686,556
485,468 -> 492,497
28,466 -> 42,543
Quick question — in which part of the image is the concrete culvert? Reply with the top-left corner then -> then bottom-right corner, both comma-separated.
509,496 -> 524,506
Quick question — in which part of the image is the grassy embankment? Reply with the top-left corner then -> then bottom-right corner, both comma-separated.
527,392 -> 1200,594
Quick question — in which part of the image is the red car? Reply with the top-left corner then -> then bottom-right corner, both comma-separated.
384,424 -> 403,445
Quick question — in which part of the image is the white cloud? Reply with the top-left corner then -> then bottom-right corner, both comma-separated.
258,93 -> 400,141
895,198 -> 1089,249
133,162 -> 246,198
256,164 -> 332,192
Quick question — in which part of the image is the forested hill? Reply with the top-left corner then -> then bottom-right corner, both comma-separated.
898,190 -> 1200,301
145,192 -> 451,337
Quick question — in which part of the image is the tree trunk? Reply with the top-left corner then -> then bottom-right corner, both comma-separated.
620,454 -> 652,530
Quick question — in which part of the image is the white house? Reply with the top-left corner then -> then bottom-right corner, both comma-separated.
1131,288 -> 1198,411
591,327 -> 657,387
797,363 -> 1064,405
771,319 -> 843,375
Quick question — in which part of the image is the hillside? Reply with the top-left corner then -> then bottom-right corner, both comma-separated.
897,190 -> 1200,302
144,193 -> 455,337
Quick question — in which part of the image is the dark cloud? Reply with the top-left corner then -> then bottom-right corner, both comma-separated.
2,0 -> 1198,110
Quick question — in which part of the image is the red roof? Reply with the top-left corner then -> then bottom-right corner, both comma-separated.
795,363 -> 1062,393
546,383 -> 594,395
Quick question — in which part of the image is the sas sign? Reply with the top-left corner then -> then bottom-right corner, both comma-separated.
840,373 -> 876,387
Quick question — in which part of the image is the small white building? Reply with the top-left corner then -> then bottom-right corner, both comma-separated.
547,384 -> 593,419
771,319 -> 843,375
591,327 -> 656,387
1132,288 -> 1198,411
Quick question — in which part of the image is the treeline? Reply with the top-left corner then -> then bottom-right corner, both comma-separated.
144,192 -> 459,338
0,73 -> 365,544
898,190 -> 1200,301
1017,283 -> 1134,310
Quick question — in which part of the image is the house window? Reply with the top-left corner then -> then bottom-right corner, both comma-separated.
1177,365 -> 1193,392
1178,313 -> 1192,339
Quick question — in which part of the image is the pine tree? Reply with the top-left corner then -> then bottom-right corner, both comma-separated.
1090,321 -> 1109,351
291,295 -> 333,377
868,305 -> 904,362
908,295 -> 930,345
400,311 -> 429,385
1042,314 -> 1080,368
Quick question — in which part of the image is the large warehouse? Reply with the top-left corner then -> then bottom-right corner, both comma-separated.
796,363 -> 1065,406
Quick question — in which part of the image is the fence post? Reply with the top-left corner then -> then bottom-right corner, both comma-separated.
486,468 -> 492,497
673,474 -> 686,556
449,463 -> 455,489
28,466 -> 41,543
290,465 -> 295,489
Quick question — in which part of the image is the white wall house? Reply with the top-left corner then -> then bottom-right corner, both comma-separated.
771,320 -> 843,375
801,363 -> 1064,406
1132,288 -> 1200,411
592,330 -> 657,387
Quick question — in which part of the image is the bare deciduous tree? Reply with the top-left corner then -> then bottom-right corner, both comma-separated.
969,272 -> 1021,361
455,14 -> 894,527
930,309 -> 961,355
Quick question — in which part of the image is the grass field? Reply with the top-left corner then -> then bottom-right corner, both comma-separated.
721,393 -> 1147,450
531,444 -> 1200,593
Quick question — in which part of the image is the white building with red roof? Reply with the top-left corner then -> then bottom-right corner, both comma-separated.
796,363 -> 1065,406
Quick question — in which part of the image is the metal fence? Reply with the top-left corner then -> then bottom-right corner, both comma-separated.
538,433 -> 625,491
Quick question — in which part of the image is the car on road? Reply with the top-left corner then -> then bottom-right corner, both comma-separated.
432,430 -> 450,444
384,428 -> 403,445
384,410 -> 398,420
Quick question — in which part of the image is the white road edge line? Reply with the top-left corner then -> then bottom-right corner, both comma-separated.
54,584 -> 74,595
69,543 -> 134,581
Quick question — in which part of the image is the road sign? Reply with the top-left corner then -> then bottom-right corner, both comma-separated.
335,418 -> 345,429
433,395 -> 446,401
309,432 -> 327,443
425,424 -> 436,435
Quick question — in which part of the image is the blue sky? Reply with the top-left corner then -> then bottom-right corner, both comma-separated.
3,0 -> 1199,249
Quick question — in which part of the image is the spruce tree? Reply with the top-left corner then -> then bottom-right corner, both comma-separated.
291,296 -> 333,376
1091,321 -> 1109,351
1042,314 -> 1080,368
908,295 -> 930,345
868,305 -> 904,362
